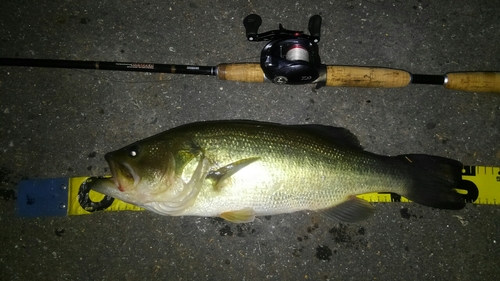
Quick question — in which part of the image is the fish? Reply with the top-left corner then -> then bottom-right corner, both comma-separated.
89,120 -> 465,223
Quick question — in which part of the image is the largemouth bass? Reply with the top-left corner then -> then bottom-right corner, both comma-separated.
90,120 -> 465,223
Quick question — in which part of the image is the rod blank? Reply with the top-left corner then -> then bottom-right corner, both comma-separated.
0,58 -> 216,75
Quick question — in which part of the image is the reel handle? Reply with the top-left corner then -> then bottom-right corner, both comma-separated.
308,15 -> 322,42
243,14 -> 262,41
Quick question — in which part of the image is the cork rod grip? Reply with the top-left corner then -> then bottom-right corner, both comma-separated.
325,66 -> 411,88
445,72 -> 500,93
217,63 -> 264,83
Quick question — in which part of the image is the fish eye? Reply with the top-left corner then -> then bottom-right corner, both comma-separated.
128,145 -> 140,157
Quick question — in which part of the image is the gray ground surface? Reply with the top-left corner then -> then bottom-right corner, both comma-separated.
1,0 -> 499,280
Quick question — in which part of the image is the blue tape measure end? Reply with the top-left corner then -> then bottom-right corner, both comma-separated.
16,178 -> 69,217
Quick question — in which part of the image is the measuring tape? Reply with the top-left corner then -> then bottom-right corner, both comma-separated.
16,165 -> 500,217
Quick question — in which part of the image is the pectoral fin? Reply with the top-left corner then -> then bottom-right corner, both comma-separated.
319,196 -> 374,223
207,157 -> 260,190
220,207 -> 256,223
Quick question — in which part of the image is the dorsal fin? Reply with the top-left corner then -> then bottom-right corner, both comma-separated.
291,124 -> 363,150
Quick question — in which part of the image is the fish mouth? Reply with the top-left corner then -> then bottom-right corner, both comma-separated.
105,153 -> 141,192
87,177 -> 122,199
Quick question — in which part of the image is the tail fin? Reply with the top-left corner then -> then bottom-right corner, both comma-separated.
397,154 -> 465,210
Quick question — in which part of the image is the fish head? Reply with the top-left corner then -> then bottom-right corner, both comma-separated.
96,140 -> 177,205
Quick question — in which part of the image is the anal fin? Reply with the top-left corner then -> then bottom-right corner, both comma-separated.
320,196 -> 374,223
220,207 -> 256,223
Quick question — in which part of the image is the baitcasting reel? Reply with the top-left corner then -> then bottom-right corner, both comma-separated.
243,14 -> 326,87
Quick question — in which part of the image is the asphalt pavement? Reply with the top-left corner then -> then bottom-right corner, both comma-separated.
1,0 -> 499,280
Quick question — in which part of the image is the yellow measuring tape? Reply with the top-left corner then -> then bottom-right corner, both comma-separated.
68,177 -> 144,215
62,165 -> 500,216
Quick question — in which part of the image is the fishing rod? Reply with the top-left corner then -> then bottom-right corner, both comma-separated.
1,14 -> 499,93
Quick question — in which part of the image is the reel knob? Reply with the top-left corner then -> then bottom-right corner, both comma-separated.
308,15 -> 322,43
244,14 -> 262,41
